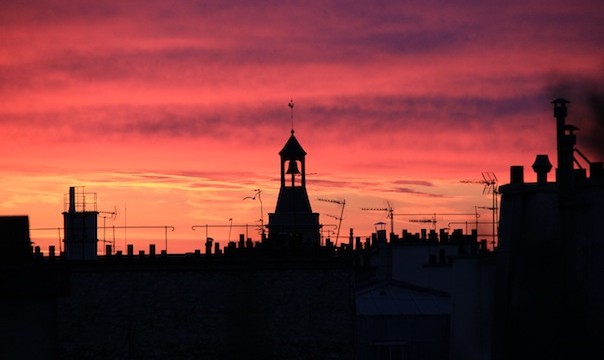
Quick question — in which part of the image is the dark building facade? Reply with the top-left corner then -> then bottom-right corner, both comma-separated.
495,99 -> 604,359
1,224 -> 355,360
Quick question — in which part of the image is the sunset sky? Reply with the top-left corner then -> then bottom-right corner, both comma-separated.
1,0 -> 603,253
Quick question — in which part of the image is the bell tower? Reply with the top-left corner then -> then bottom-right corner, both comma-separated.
267,102 -> 320,248
280,130 -> 307,190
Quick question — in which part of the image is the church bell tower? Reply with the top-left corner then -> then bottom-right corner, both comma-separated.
267,102 -> 320,247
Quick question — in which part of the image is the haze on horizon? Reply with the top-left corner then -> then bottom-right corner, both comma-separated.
1,0 -> 603,253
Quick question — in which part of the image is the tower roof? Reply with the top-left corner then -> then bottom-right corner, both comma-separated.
551,98 -> 570,104
279,131 -> 307,158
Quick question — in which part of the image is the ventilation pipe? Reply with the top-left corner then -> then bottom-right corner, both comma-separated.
532,155 -> 552,184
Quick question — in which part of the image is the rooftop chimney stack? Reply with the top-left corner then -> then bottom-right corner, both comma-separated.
552,98 -> 575,193
63,186 -> 99,260
69,186 -> 76,213
532,155 -> 552,184
510,166 -> 524,184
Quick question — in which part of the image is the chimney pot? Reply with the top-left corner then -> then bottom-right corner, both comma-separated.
552,98 -> 569,119
532,154 -> 552,184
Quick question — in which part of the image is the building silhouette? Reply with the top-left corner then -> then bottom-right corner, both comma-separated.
495,98 -> 604,359
353,99 -> 604,359
63,187 -> 98,260
267,129 -> 321,248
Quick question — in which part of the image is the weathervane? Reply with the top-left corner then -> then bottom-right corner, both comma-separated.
288,98 -> 295,134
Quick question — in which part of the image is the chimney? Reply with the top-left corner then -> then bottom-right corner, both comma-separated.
510,166 -> 524,184
68,186 -> 76,213
553,98 -> 568,159
205,237 -> 213,255
63,186 -> 99,260
376,229 -> 387,244
552,98 -> 575,191
532,155 -> 552,184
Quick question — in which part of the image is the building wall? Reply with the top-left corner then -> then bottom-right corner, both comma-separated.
49,257 -> 354,359
0,298 -> 57,359
0,261 -> 69,360
450,256 -> 495,360
356,315 -> 449,360
390,244 -> 458,293
496,183 -> 572,359
496,179 -> 604,359
573,182 -> 604,352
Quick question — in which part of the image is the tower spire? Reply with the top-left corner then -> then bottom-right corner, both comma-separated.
288,98 -> 295,134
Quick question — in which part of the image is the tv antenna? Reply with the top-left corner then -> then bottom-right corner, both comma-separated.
361,201 -> 394,236
408,214 -> 437,230
243,189 -> 265,238
395,212 -> 478,233
461,172 -> 499,247
99,206 -> 118,254
461,172 -> 498,194
317,197 -> 346,245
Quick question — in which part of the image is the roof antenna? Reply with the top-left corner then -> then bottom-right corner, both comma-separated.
288,98 -> 295,134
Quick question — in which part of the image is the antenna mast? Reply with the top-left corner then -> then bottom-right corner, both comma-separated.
460,172 -> 499,247
243,189 -> 265,238
317,198 -> 346,245
288,98 -> 295,134
361,201 -> 394,237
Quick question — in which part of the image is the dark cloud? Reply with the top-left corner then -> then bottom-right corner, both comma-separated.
0,1 -> 119,26
393,179 -> 435,187
308,177 -> 443,197
546,69 -> 604,159
302,92 -> 544,134
389,187 -> 445,198
584,83 -> 604,159
92,170 -> 262,190
10,0 -> 601,94
0,89 -> 548,148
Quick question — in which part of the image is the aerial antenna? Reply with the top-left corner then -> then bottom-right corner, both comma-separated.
317,198 -> 346,245
288,98 -> 295,134
99,206 -> 118,255
228,218 -> 233,243
361,201 -> 394,237
460,172 -> 499,247
243,189 -> 265,238
408,213 -> 437,230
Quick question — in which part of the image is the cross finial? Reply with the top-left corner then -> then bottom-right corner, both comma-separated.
288,98 -> 295,134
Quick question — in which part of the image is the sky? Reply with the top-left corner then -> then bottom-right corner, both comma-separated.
1,0 -> 603,253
